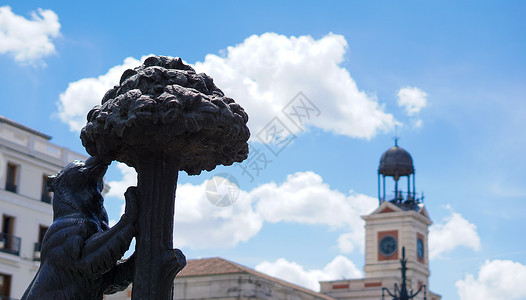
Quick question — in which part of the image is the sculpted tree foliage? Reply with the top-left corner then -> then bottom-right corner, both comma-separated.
80,56 -> 250,299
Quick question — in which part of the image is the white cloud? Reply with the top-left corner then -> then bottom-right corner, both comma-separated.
254,172 -> 376,227
397,87 -> 428,116
56,56 -> 151,131
337,231 -> 365,254
255,256 -> 362,291
456,260 -> 526,300
253,171 -> 376,253
106,166 -> 376,251
193,33 -> 396,139
107,163 -> 137,198
429,206 -> 481,259
0,6 -> 60,64
174,180 -> 264,249
57,33 -> 395,138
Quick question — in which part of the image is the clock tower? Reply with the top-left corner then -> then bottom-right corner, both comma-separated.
362,140 -> 432,291
320,142 -> 441,300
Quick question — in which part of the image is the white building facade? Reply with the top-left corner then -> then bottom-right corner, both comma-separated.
0,116 -> 85,299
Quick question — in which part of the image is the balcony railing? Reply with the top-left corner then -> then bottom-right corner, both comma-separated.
0,232 -> 21,256
5,182 -> 17,193
34,242 -> 42,261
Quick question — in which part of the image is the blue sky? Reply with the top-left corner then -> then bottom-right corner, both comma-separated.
1,1 -> 525,299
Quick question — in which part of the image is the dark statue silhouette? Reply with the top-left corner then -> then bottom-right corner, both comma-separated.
23,56 -> 250,300
22,157 -> 137,299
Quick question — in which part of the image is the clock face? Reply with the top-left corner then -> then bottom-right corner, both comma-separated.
417,237 -> 424,259
379,235 -> 397,257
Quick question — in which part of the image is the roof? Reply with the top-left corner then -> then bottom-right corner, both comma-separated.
0,115 -> 52,140
378,144 -> 414,178
177,257 -> 336,300
177,257 -> 246,276
364,201 -> 432,224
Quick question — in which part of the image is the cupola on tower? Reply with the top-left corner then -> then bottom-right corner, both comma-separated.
377,139 -> 420,207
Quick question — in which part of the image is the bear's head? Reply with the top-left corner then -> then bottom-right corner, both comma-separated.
48,156 -> 110,220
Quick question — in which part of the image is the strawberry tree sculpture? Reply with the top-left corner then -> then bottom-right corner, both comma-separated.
80,56 -> 250,299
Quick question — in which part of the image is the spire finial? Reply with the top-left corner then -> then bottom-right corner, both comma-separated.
394,125 -> 400,146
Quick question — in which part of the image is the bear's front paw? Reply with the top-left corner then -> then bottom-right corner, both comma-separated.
124,186 -> 139,221
163,248 -> 186,277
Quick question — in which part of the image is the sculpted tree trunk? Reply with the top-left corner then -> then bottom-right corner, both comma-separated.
81,56 -> 250,299
133,153 -> 183,299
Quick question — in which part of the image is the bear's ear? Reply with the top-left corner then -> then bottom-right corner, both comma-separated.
46,175 -> 56,192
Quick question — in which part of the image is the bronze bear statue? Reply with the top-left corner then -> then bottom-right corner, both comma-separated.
22,156 -> 137,300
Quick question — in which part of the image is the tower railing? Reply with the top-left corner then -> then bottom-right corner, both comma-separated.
380,191 -> 424,205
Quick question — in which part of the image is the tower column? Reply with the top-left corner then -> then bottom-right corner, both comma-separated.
378,173 -> 381,204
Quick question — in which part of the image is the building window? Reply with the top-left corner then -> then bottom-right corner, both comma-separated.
41,174 -> 53,203
1,215 -> 14,248
34,225 -> 48,261
0,215 -> 20,256
417,233 -> 425,263
0,273 -> 12,300
5,163 -> 18,193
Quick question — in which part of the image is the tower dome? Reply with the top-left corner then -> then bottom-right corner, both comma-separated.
378,144 -> 414,180
377,141 -> 420,206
